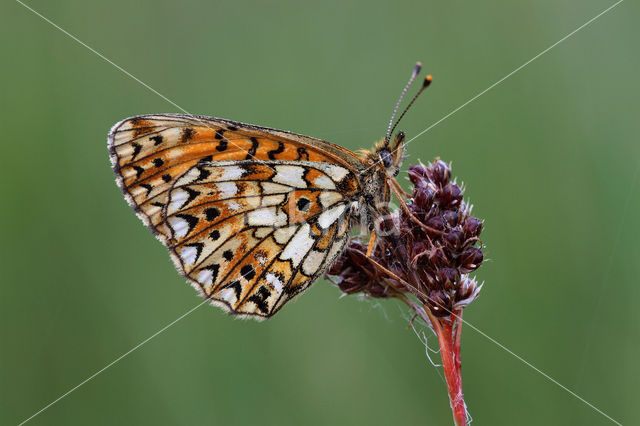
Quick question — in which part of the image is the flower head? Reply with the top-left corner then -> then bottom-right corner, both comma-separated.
329,158 -> 484,318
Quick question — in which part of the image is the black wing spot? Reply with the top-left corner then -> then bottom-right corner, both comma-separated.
195,166 -> 211,181
197,155 -> 213,165
181,187 -> 201,206
215,130 -> 225,140
240,264 -> 256,281
150,135 -> 164,146
131,142 -> 142,160
247,286 -> 271,314
140,183 -> 152,196
296,198 -> 310,212
133,165 -> 145,179
227,125 -> 238,131
246,137 -> 259,159
267,142 -> 285,160
153,158 -> 165,168
204,207 -> 220,221
181,127 -> 194,142
162,174 -> 172,183
296,147 -> 309,161
216,140 -> 228,151
209,230 -> 220,240
223,250 -> 234,261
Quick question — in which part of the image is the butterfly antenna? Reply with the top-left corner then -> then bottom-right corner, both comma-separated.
388,74 -> 433,147
385,62 -> 422,146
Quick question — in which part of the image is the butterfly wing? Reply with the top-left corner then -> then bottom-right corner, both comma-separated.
108,114 -> 362,318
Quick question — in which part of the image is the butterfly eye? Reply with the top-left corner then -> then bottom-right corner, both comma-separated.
379,149 -> 394,169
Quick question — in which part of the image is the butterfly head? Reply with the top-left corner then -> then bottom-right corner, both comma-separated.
374,131 -> 406,177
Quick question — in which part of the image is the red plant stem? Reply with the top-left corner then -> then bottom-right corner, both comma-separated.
432,311 -> 466,426
403,297 -> 466,426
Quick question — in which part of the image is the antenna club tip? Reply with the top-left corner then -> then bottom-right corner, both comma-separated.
414,62 -> 422,74
423,74 -> 433,87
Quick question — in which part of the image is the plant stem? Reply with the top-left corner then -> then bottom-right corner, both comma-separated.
432,312 -> 466,426
399,296 -> 467,426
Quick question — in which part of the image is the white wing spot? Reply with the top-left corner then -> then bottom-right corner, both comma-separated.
217,287 -> 238,304
317,204 -> 347,229
220,166 -> 245,180
313,175 -> 335,189
261,182 -> 293,194
227,201 -> 242,211
179,246 -> 198,267
167,188 -> 189,214
247,207 -> 287,227
175,166 -> 201,186
321,164 -> 350,182
217,182 -> 237,197
273,165 -> 307,188
266,272 -> 284,294
261,194 -> 286,206
274,225 -> 297,245
302,250 -> 326,276
168,216 -> 189,238
253,227 -> 272,239
197,269 -> 214,285
319,191 -> 342,208
280,223 -> 315,267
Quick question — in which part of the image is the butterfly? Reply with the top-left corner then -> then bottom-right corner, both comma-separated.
108,63 -> 431,319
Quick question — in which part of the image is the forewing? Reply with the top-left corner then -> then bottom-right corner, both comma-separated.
108,114 -> 361,243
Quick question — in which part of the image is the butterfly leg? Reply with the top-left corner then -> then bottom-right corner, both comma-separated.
366,231 -> 377,256
389,176 -> 411,198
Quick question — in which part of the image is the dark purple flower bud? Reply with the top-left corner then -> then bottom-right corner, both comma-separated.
426,216 -> 445,231
462,217 -> 483,238
428,290 -> 452,317
440,184 -> 463,207
427,160 -> 451,185
444,229 -> 464,250
438,267 -> 460,290
442,210 -> 459,227
408,165 -> 430,185
459,247 -> 483,273
413,184 -> 434,208
428,246 -> 449,268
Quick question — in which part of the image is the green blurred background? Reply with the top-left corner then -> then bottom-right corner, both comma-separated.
1,0 -> 638,424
